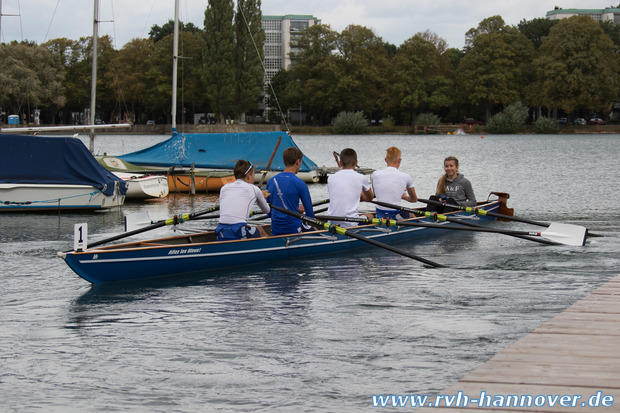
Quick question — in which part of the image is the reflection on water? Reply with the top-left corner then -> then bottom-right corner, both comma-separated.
2,134 -> 619,412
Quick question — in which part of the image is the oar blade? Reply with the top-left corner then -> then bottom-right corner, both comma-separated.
541,223 -> 587,246
125,211 -> 152,232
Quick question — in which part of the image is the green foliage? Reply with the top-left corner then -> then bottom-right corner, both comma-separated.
530,16 -> 620,116
382,115 -> 395,128
0,41 -> 66,115
149,20 -> 202,43
518,18 -> 558,49
391,34 -> 453,125
465,15 -> 508,48
414,113 -> 441,125
4,9 -> 620,129
286,25 -> 341,125
331,111 -> 368,134
534,116 -> 560,134
486,102 -> 528,134
234,0 -> 264,119
203,0 -> 236,122
456,26 -> 535,119
335,25 -> 392,117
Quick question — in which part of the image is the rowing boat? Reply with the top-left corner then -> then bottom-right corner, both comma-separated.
58,193 -> 512,284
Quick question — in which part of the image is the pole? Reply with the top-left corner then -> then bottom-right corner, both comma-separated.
89,0 -> 99,153
171,0 -> 179,131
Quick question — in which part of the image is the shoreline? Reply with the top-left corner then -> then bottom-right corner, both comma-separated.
2,123 -> 620,135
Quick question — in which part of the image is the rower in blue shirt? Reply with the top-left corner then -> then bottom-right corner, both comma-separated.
266,147 -> 315,236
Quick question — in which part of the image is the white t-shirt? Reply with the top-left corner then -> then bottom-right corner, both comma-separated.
218,179 -> 270,225
371,166 -> 414,210
327,169 -> 371,227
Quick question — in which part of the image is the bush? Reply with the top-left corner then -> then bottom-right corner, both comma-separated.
487,102 -> 529,134
414,113 -> 441,125
382,115 -> 395,128
535,116 -> 560,134
332,111 -> 368,134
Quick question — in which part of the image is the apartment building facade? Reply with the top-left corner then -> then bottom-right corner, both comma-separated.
546,7 -> 620,23
261,15 -> 320,120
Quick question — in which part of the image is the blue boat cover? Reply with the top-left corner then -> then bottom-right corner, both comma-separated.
0,133 -> 127,195
119,131 -> 318,172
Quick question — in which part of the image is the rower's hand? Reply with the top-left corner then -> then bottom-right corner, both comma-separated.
262,190 -> 270,198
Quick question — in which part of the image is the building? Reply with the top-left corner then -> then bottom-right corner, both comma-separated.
546,7 -> 620,24
262,15 -> 321,84
261,15 -> 320,120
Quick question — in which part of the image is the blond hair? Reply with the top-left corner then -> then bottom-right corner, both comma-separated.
385,146 -> 402,164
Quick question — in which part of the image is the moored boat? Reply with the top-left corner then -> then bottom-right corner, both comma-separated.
0,134 -> 127,211
58,193 -> 512,284
118,130 -> 320,184
97,155 -> 235,193
112,172 -> 169,199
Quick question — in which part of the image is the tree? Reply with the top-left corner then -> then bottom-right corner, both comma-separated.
0,41 -> 66,123
203,0 -> 235,123
599,20 -> 620,48
531,15 -> 620,116
144,35 -> 174,123
106,38 -> 154,123
391,33 -> 453,125
456,21 -> 535,120
335,25 -> 392,118
149,20 -> 202,43
464,15 -> 508,48
285,24 -> 341,125
518,18 -> 558,50
234,0 -> 265,121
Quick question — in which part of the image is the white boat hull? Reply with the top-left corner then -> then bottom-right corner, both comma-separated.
113,172 -> 169,199
0,183 -> 125,211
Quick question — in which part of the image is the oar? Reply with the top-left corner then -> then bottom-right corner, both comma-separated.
257,135 -> 282,188
371,200 -> 586,246
270,205 -> 444,267
315,215 -> 587,246
83,205 -> 220,249
418,197 -> 601,237
249,198 -> 331,221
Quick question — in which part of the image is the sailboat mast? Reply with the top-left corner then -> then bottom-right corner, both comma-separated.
89,0 -> 99,153
171,0 -> 179,131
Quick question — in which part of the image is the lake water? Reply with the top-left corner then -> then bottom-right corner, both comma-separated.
1,133 -> 618,412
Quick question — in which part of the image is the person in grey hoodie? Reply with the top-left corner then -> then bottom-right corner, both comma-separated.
430,156 -> 476,211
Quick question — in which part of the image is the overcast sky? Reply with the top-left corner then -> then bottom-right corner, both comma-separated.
0,0 -> 615,50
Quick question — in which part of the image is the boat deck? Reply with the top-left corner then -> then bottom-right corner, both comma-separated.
417,274 -> 620,412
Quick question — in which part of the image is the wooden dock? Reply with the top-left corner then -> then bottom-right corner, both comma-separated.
418,275 -> 620,412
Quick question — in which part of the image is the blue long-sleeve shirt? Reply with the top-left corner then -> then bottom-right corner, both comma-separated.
266,172 -> 314,236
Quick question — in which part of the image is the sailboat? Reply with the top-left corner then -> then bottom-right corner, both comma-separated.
109,0 -> 319,188
0,0 -> 128,211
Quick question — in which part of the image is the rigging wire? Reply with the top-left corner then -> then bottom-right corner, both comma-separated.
17,0 -> 23,41
238,1 -> 291,133
43,0 -> 61,43
141,0 -> 157,40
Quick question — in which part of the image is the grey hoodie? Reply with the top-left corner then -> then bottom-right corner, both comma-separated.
441,174 -> 476,207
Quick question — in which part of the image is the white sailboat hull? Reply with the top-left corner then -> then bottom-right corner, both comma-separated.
112,172 -> 169,199
0,183 -> 125,211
